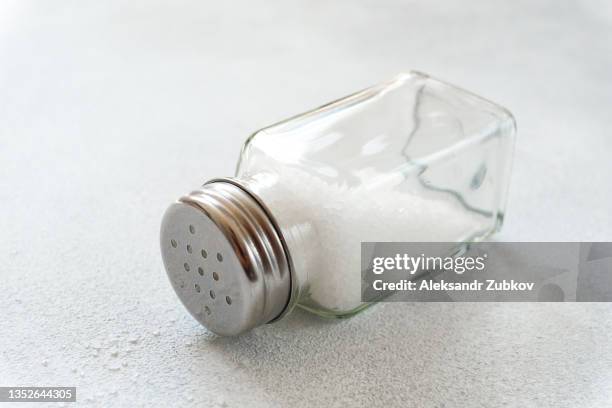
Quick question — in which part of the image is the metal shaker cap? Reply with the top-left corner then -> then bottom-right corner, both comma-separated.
160,179 -> 292,336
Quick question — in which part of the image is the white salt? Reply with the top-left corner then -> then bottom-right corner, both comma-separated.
248,167 -> 489,313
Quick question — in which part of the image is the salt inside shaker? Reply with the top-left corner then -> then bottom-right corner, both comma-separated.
160,72 -> 516,335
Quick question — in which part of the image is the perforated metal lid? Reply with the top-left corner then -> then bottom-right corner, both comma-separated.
160,179 -> 292,336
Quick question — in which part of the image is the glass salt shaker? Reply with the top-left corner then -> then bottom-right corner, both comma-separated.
160,71 -> 516,336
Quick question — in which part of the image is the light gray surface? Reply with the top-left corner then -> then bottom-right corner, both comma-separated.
1,1 -> 612,407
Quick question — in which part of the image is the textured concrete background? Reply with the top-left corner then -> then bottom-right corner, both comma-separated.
1,1 -> 612,406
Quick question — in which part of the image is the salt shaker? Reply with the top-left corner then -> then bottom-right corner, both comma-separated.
160,72 -> 516,335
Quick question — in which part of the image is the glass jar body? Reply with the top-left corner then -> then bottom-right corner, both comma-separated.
235,72 -> 516,317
